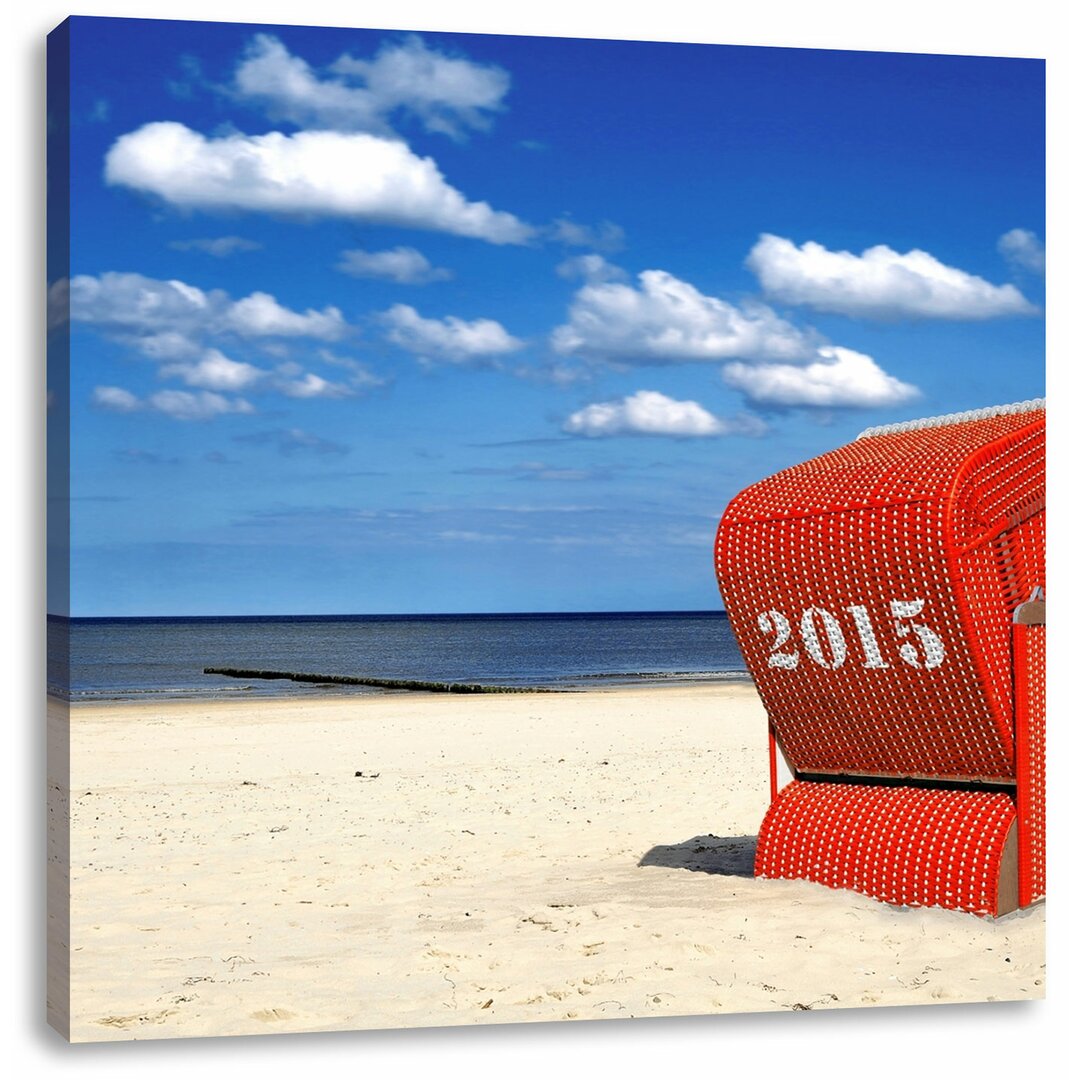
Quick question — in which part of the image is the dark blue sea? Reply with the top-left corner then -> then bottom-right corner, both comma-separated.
49,611 -> 748,702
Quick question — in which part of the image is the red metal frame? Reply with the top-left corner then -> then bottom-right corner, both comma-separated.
767,723 -> 778,804
1014,623 -> 1046,907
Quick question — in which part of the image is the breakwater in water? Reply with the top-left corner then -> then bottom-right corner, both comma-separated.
204,666 -> 554,694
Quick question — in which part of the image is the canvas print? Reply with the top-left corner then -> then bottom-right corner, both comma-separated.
46,15 -> 1046,1042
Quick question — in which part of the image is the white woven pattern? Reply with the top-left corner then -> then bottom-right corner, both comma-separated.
857,399 -> 1045,440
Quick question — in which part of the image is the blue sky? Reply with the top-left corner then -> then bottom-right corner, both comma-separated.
52,16 -> 1045,616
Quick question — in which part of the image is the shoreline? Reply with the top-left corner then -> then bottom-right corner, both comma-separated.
55,682 -> 1043,1042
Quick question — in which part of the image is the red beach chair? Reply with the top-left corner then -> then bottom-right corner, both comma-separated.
714,400 -> 1045,917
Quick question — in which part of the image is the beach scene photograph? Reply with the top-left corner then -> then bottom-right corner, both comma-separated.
46,15 -> 1046,1043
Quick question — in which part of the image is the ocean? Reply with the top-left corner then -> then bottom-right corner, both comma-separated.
49,611 -> 748,702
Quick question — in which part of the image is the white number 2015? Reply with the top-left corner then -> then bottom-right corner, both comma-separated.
755,598 -> 945,672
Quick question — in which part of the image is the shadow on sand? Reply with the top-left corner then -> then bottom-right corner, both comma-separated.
638,834 -> 757,878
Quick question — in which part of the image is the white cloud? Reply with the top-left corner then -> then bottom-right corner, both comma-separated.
563,390 -> 767,438
337,246 -> 452,284
92,385 -> 141,413
105,122 -> 532,245
157,348 -> 363,400
316,349 -> 389,390
556,254 -> 627,284
552,269 -> 817,364
160,349 -> 267,391
71,273 -> 210,338
234,34 -> 509,140
92,384 -> 255,421
276,372 -> 354,399
998,228 -> 1045,274
747,233 -> 1038,319
332,36 -> 509,140
47,279 -> 69,332
232,34 -> 384,131
133,331 -> 203,361
69,272 -> 347,356
722,346 -> 920,408
169,236 -> 263,257
381,303 -> 524,365
148,389 -> 255,421
223,292 -> 346,339
548,217 -> 625,252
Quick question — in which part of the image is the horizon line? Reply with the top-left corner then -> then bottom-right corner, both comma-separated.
51,607 -> 729,622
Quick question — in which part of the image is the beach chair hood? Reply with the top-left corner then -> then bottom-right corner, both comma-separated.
715,400 -> 1045,783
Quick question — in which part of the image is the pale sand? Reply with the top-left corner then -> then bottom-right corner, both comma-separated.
57,684 -> 1043,1042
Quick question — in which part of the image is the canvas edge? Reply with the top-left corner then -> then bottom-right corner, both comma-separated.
46,14 -> 72,1043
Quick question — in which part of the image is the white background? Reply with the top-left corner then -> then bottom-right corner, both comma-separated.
5,1 -> 1076,1076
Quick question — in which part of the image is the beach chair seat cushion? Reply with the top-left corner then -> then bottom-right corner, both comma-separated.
755,780 -> 1018,916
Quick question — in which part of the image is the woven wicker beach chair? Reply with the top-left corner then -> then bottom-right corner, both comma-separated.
714,400 -> 1045,917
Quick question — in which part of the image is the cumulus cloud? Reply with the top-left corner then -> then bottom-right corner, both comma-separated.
563,390 -> 768,438
92,385 -> 141,413
72,272 -> 219,338
556,254 -> 628,284
68,267 -> 345,365
92,384 -> 256,420
134,331 -> 204,361
722,346 -> 920,408
47,278 -> 69,332
157,348 -> 362,400
160,349 -> 267,391
552,269 -> 817,364
224,292 -> 346,338
233,34 -> 509,140
276,371 -> 354,399
548,217 -> 626,253
336,246 -> 452,284
149,389 -> 256,421
169,236 -> 263,257
381,303 -> 524,365
316,349 -> 389,390
85,300 -> 360,413
69,271 -> 347,356
997,228 -> 1045,275
105,122 -> 533,245
747,233 -> 1038,320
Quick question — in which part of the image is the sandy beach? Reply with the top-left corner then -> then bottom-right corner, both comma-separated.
51,684 -> 1044,1042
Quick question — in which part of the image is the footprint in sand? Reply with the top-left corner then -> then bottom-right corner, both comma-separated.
251,1008 -> 296,1022
96,1007 -> 177,1028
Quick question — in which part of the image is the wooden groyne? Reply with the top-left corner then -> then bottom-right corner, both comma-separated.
203,667 -> 553,694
